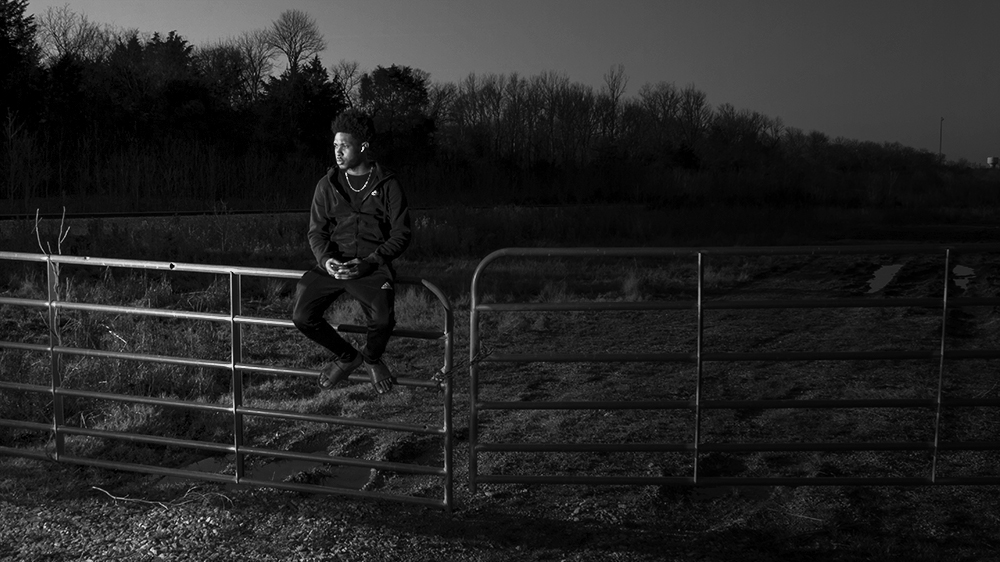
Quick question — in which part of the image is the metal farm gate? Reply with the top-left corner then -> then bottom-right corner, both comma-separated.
5,244 -> 1000,508
468,245 -> 1000,491
0,252 -> 454,510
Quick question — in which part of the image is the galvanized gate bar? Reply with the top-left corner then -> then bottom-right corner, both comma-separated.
0,251 -> 454,510
473,296 -> 1000,311
469,245 -> 1000,491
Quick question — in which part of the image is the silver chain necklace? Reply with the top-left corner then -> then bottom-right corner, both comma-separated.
345,168 -> 373,193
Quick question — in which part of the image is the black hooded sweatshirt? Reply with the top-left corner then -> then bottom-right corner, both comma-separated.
307,162 -> 411,273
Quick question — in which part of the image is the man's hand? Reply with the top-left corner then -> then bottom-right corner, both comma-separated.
326,258 -> 375,280
325,258 -> 347,277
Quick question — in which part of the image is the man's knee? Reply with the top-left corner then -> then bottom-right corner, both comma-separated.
291,296 -> 321,330
368,312 -> 395,334
291,310 -> 312,330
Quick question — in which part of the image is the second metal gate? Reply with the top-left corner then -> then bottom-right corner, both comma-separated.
468,245 -> 1000,491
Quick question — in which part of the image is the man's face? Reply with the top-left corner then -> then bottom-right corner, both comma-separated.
333,132 -> 366,170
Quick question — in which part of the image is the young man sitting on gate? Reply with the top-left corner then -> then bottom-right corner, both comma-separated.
291,110 -> 412,394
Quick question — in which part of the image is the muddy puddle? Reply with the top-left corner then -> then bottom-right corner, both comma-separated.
952,265 -> 976,289
867,264 -> 904,293
867,264 -> 976,293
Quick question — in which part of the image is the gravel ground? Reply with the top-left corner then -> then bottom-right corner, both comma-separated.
0,457 -> 719,562
4,455 -> 997,562
2,444 -> 877,562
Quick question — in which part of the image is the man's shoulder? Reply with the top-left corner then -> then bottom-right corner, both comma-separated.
373,162 -> 396,180
373,164 -> 405,196
318,168 -> 338,185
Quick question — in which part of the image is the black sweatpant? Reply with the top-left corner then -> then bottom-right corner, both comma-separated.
291,267 -> 396,363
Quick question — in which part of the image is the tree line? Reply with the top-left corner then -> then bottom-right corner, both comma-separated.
0,1 -> 989,214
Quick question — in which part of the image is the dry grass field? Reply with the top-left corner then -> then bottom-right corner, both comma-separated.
2,206 -> 1000,560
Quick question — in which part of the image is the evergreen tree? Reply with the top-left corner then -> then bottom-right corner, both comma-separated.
258,56 -> 346,159
359,64 -> 434,166
0,0 -> 41,118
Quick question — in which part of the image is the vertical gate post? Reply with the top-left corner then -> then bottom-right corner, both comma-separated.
439,288 -> 455,510
46,255 -> 65,459
693,252 -> 705,482
931,249 -> 951,482
469,277 -> 482,494
230,272 -> 246,482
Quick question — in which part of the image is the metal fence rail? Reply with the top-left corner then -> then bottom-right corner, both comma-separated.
468,245 -> 1000,491
0,251 -> 454,510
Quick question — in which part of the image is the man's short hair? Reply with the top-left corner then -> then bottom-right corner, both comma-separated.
331,110 -> 375,143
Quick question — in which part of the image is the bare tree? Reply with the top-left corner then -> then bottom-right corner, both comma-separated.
762,115 -> 784,149
194,40 -> 245,107
266,9 -> 326,74
233,29 -> 275,103
331,59 -> 362,107
532,71 -> 572,162
427,81 -> 456,121
603,64 -> 628,105
631,82 -> 682,157
678,84 -> 712,149
479,73 -> 506,155
36,5 -> 111,63
556,82 -> 597,165
638,81 -> 680,123
599,63 -> 628,138
508,73 -> 544,164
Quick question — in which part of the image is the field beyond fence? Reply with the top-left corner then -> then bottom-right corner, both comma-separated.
3,207 -> 1000,559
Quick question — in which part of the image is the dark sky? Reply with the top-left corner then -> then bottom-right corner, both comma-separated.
30,0 -> 1000,163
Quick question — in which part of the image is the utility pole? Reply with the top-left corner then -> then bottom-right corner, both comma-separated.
938,117 -> 944,163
